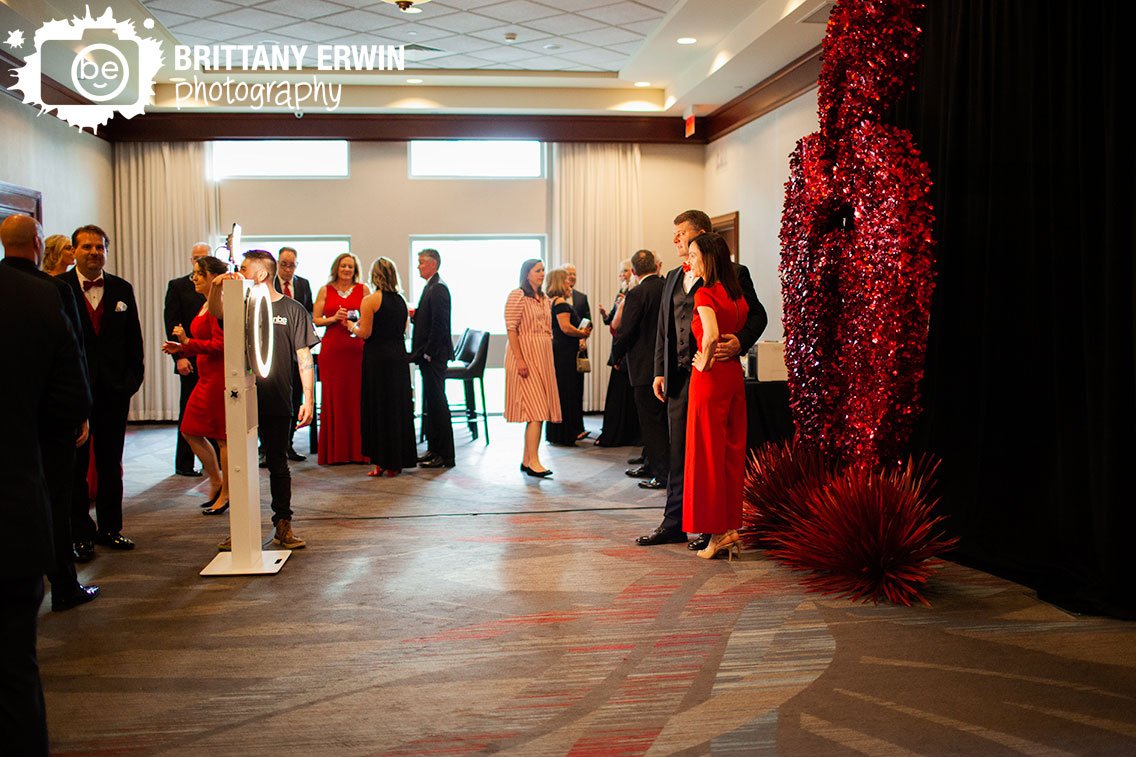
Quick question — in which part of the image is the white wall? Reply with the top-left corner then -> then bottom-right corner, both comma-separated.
705,88 -> 819,339
640,142 -> 705,265
0,94 -> 115,241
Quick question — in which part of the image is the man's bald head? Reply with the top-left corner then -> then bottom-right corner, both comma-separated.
191,242 -> 210,259
0,214 -> 45,265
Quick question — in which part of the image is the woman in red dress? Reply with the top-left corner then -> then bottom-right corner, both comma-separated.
313,252 -> 370,464
162,256 -> 231,514
682,232 -> 749,559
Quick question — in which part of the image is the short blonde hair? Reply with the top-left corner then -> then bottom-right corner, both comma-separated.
546,266 -> 570,299
328,252 -> 361,284
369,257 -> 403,294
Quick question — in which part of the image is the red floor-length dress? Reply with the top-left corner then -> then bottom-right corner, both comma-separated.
682,282 -> 749,534
180,309 -> 226,441
318,283 -> 366,464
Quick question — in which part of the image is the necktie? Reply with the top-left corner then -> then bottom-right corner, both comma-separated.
283,281 -> 292,298
83,278 -> 104,291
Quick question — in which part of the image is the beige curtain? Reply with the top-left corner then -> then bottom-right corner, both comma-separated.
113,142 -> 219,421
550,143 -> 643,411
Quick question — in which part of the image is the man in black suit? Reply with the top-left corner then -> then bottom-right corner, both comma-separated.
163,242 -> 210,476
638,210 -> 768,549
410,248 -> 455,469
273,246 -> 314,461
61,224 -> 145,558
0,215 -> 99,612
612,249 -> 669,490
0,241 -> 91,754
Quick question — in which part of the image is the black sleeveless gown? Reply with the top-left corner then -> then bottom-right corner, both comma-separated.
360,294 -> 418,471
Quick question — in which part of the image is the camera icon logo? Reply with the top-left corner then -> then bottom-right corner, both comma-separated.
11,7 -> 163,131
42,33 -> 139,105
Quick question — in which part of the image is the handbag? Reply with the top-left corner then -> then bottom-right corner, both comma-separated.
576,354 -> 592,373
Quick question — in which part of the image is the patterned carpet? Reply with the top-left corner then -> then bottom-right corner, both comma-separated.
38,420 -> 1136,755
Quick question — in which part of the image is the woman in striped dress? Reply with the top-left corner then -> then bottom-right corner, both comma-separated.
504,259 -> 561,477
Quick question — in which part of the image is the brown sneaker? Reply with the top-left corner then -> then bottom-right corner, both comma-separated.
273,519 -> 306,549
218,536 -> 231,551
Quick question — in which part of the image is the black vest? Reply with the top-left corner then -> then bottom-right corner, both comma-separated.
673,278 -> 699,370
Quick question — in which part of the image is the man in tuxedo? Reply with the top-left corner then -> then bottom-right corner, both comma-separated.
0,243 -> 90,753
164,242 -> 210,476
638,210 -> 767,549
1,214 -> 99,612
410,248 -> 455,469
612,249 -> 669,490
61,224 -> 145,558
273,246 -> 314,461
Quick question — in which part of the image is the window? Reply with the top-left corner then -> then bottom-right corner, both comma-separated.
211,140 -> 349,179
408,140 -> 543,179
410,236 -> 545,414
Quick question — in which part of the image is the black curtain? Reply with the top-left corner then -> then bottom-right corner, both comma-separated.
894,0 -> 1135,617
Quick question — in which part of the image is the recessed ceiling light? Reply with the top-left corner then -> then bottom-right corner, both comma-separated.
403,6 -> 422,12
634,81 -> 650,88
406,78 -> 423,84
408,31 -> 417,36
543,43 -> 561,50
677,37 -> 697,45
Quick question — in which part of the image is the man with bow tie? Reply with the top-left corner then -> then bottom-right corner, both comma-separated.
61,225 -> 144,560
272,246 -> 314,461
635,210 -> 767,550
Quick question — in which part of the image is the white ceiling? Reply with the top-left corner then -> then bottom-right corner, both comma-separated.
1,0 -> 831,115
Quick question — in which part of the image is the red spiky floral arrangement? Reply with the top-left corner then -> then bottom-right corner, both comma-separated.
744,0 -> 954,605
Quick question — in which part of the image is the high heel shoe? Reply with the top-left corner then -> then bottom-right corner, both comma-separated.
367,467 -> 382,477
697,530 -> 741,561
201,487 -> 222,509
382,469 -> 400,477
203,501 -> 229,516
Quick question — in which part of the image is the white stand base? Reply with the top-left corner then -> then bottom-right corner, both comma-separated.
200,549 -> 292,576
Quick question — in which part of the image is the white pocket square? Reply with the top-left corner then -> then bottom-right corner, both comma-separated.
115,301 -> 128,313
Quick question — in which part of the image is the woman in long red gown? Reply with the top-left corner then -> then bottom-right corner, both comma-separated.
313,252 -> 370,464
682,232 -> 749,559
162,255 -> 231,514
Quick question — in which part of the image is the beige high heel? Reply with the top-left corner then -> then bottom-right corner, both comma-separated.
697,530 -> 741,561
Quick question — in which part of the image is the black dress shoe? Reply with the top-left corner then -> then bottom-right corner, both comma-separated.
287,447 -> 307,462
687,533 -> 712,551
417,452 -> 437,463
175,468 -> 203,477
420,457 -> 454,469
637,477 -> 667,490
635,526 -> 687,546
73,541 -> 95,563
51,584 -> 100,612
625,465 -> 650,478
627,455 -> 645,465
94,532 -> 135,550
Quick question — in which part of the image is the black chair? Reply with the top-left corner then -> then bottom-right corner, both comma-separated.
445,329 -> 490,443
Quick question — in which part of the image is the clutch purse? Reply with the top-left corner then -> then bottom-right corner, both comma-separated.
576,355 -> 592,373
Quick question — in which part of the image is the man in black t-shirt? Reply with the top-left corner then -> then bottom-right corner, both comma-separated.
209,250 -> 318,550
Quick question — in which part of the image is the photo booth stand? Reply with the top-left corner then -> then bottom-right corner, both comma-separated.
201,277 -> 291,576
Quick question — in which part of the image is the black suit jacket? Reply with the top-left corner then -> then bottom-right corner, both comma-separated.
410,273 -> 453,366
570,290 -> 591,324
61,269 -> 145,397
274,274 -> 313,313
612,275 -> 665,387
0,265 -> 91,577
163,273 -> 205,371
654,263 -> 767,397
1,257 -> 86,369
